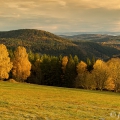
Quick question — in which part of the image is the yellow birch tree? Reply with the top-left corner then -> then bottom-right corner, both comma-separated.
0,44 -> 13,80
92,59 -> 109,91
107,58 -> 120,92
61,56 -> 68,73
75,61 -> 87,88
12,46 -> 31,82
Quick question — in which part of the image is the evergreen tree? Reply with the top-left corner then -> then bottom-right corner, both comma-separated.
8,49 -> 14,60
40,54 -> 51,85
27,59 -> 42,84
28,50 -> 35,63
73,55 -> 79,66
86,57 -> 95,71
64,55 -> 76,87
49,56 -> 62,86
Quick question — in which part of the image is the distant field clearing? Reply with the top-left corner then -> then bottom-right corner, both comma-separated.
0,81 -> 120,120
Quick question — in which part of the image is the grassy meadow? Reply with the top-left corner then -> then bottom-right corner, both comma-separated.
0,81 -> 120,120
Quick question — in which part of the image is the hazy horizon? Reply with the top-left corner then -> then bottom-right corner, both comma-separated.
0,29 -> 120,36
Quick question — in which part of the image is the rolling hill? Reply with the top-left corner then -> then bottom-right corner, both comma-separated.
0,29 -> 120,60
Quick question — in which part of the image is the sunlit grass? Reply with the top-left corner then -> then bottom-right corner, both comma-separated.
0,81 -> 120,120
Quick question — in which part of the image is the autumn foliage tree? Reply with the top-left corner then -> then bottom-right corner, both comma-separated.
105,77 -> 115,91
0,44 -> 13,80
75,61 -> 88,88
92,59 -> 109,91
61,56 -> 68,74
12,46 -> 31,82
107,58 -> 120,92
2,43 -> 120,92
76,61 -> 95,89
61,56 -> 68,86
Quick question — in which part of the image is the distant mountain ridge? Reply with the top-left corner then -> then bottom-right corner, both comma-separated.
0,29 -> 120,61
59,34 -> 120,41
55,32 -> 120,36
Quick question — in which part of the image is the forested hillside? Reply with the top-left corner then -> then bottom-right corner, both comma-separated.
0,29 -> 84,59
0,29 -> 120,60
61,34 -> 120,58
1,44 -> 120,92
73,41 -> 120,59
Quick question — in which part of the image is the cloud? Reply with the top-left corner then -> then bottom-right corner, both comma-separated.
57,1 -> 66,6
0,0 -> 120,32
4,1 -> 37,11
70,0 -> 120,10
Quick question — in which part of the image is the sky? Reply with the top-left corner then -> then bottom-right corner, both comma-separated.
0,0 -> 120,33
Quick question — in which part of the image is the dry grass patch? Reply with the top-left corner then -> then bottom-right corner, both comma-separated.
7,79 -> 18,83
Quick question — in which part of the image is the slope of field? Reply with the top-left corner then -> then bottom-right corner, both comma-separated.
0,81 -> 120,120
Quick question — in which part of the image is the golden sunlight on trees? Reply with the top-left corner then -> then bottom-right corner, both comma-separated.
12,46 -> 31,82
92,59 -> 109,91
107,58 -> 120,92
76,61 -> 95,89
75,61 -> 87,88
61,56 -> 68,73
84,72 -> 96,90
0,44 -> 13,80
61,56 -> 69,87
105,77 -> 115,91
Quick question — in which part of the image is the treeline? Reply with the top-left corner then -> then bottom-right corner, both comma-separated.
1,44 -> 120,92
27,52 -> 120,92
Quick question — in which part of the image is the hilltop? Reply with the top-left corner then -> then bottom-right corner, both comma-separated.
0,29 -> 120,60
0,29 -> 84,59
0,29 -> 68,42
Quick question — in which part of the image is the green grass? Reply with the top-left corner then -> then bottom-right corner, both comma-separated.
0,81 -> 120,120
